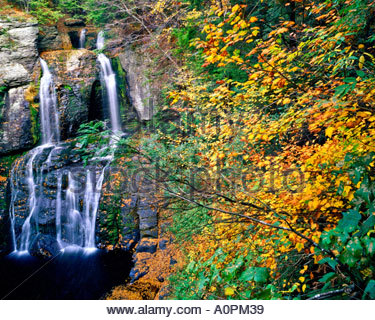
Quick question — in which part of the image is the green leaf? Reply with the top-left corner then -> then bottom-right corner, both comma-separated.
337,210 -> 361,233
355,176 -> 372,204
360,215 -> 375,236
255,288 -> 272,299
254,267 -> 269,283
364,280 -> 375,299
346,238 -> 363,257
362,237 -> 375,255
239,267 -> 269,283
356,70 -> 365,78
319,257 -> 338,270
319,272 -> 336,283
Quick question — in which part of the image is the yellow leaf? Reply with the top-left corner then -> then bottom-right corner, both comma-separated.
250,17 -> 258,23
325,126 -> 335,138
302,284 -> 306,292
296,242 -> 304,252
283,98 -> 291,104
359,55 -> 365,69
299,276 -> 305,283
225,287 -> 235,296
357,111 -> 371,118
232,4 -> 240,13
239,20 -> 248,29
300,265 -> 308,274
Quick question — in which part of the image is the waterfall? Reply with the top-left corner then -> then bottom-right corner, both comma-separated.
56,174 -> 62,248
83,167 -> 107,249
9,166 -> 18,252
19,149 -> 39,252
10,59 -> 60,254
96,31 -> 105,50
96,32 -> 122,133
8,34 -> 124,255
39,58 -> 60,145
66,171 -> 83,247
79,29 -> 87,49
97,54 -> 122,133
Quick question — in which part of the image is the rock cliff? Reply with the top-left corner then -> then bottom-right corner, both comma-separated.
0,17 -> 39,155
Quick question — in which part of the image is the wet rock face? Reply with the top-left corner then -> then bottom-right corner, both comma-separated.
41,50 -> 100,140
118,49 -> 154,121
0,86 -> 35,155
0,17 -> 39,155
38,26 -> 65,52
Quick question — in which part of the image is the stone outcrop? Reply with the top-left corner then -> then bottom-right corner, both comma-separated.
38,25 -> 65,52
118,48 -> 154,121
0,85 -> 36,155
0,17 -> 40,155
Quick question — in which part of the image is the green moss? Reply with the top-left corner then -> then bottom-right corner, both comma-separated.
111,57 -> 138,129
29,73 -> 42,145
29,103 -> 40,144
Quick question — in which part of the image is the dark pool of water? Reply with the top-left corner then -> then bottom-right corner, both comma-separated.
0,248 -> 133,299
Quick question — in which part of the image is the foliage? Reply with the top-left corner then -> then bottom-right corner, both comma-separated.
57,0 -> 83,17
75,121 -> 113,165
4,0 -> 375,300
134,0 -> 375,299
12,0 -> 64,23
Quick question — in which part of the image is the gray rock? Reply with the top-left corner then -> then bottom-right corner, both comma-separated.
38,26 -> 64,51
0,17 -> 39,155
0,19 -> 39,75
118,48 -> 154,121
0,85 -> 35,155
136,239 -> 157,253
140,228 -> 158,238
0,63 -> 30,87
64,19 -> 85,27
129,268 -> 148,283
29,234 -> 61,257
159,239 -> 168,250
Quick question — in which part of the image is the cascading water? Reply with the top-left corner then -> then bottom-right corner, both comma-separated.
56,174 -> 62,248
66,171 -> 83,247
39,58 -> 60,145
83,168 -> 106,248
9,33 -> 123,255
11,59 -> 61,254
79,29 -> 87,49
19,149 -> 40,252
9,166 -> 18,252
97,31 -> 122,133
96,31 -> 105,50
